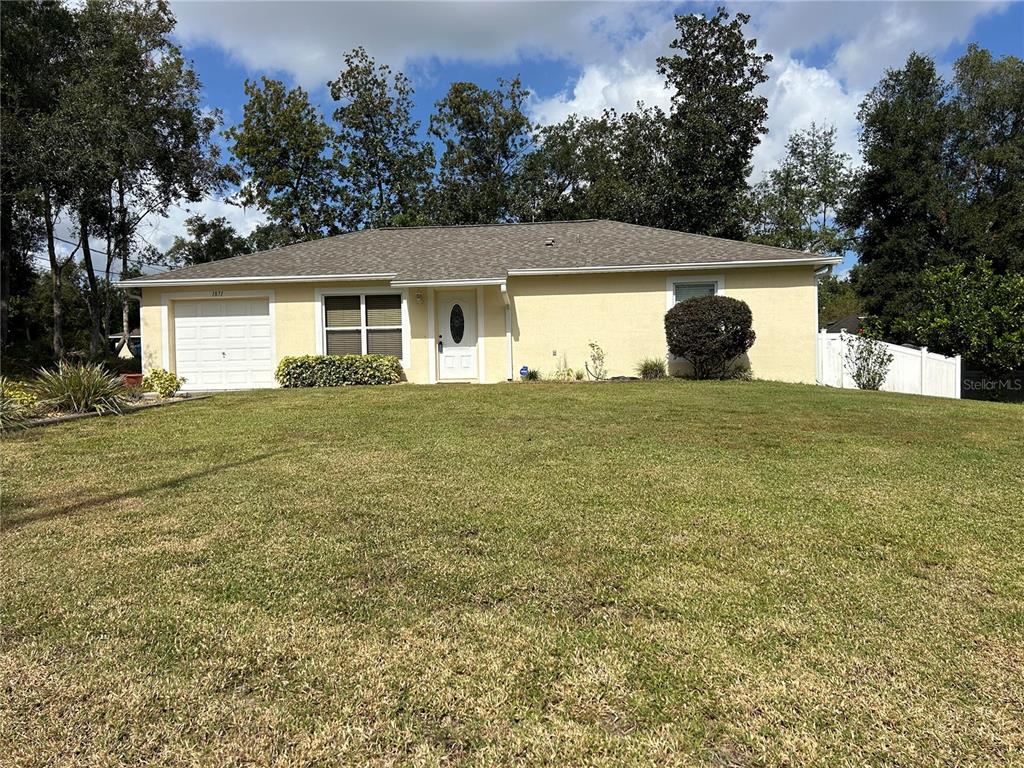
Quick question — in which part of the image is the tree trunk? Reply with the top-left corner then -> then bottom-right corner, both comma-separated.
113,181 -> 136,359
78,209 -> 106,359
43,188 -> 65,360
0,193 -> 12,352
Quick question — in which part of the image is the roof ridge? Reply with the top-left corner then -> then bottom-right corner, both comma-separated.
613,219 -> 821,258
375,219 -> 601,232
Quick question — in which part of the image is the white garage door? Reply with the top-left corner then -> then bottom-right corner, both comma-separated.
173,298 -> 274,390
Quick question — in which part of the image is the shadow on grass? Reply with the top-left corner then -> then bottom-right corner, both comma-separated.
2,450 -> 290,531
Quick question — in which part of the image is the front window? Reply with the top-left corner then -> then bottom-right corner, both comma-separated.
324,294 -> 402,358
673,281 -> 717,304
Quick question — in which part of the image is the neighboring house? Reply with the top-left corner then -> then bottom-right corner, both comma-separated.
823,314 -> 864,335
108,328 -> 141,359
116,220 -> 841,391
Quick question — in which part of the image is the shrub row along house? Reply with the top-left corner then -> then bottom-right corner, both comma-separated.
116,220 -> 840,389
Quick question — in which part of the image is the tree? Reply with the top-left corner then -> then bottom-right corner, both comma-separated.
1,0 -> 77,359
896,260 -> 1024,373
656,8 -> 771,237
841,53 -> 953,340
165,215 -> 251,266
28,0 -> 225,359
226,77 -> 339,241
746,123 -> 855,258
329,48 -> 433,230
520,106 -> 667,224
947,45 -> 1024,275
817,275 -> 863,328
429,77 -> 532,224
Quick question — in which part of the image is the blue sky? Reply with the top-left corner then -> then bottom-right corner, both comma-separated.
123,0 -> 1023,274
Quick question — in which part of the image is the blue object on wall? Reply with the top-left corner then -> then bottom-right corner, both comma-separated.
519,365 -> 529,377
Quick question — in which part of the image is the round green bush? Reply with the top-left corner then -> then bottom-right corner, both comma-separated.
664,295 -> 756,379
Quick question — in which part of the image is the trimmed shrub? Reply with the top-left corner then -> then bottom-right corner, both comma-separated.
636,357 -> 668,380
27,362 -> 129,414
665,295 -> 756,379
143,368 -> 186,398
275,355 -> 404,387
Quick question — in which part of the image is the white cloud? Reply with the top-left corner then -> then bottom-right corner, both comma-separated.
529,61 -> 670,124
524,1 -> 1004,180
751,57 -> 863,179
170,0 -> 645,89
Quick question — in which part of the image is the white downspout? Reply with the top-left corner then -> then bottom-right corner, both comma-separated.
501,281 -> 513,381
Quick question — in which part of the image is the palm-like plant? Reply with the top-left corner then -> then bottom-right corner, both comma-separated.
28,362 -> 130,414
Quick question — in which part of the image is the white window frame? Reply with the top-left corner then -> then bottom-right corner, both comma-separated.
665,274 -> 725,310
314,288 -> 411,369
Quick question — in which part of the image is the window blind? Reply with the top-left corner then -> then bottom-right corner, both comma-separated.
673,282 -> 716,303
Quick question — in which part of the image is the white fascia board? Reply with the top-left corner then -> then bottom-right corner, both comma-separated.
389,277 -> 507,288
506,257 -> 842,276
115,273 -> 397,289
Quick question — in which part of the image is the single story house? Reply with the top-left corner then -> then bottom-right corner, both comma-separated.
116,220 -> 841,390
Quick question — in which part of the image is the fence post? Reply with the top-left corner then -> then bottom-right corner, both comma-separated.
954,354 -> 962,399
919,346 -> 928,395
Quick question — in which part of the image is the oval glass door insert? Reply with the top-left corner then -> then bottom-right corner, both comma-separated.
450,304 -> 465,344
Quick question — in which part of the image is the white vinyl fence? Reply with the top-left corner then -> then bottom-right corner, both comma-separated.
817,331 -> 962,399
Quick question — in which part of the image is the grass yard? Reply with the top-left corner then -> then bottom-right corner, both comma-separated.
2,381 -> 1022,766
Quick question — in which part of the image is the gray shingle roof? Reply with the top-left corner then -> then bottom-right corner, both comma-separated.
119,220 -> 836,286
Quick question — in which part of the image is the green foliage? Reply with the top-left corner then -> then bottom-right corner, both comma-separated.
165,215 -> 251,266
895,260 -> 1024,372
330,47 -> 434,230
275,355 -> 403,387
520,368 -> 541,381
841,53 -> 953,340
226,77 -> 339,241
746,123 -> 855,257
429,77 -> 532,224
550,352 -> 577,382
142,368 -> 186,398
657,8 -> 771,238
947,45 -> 1024,276
1,376 -> 38,408
27,362 -> 128,414
842,333 -> 894,391
665,296 -> 756,379
520,107 -> 666,224
1,375 -> 40,430
636,358 -> 668,380
818,275 -> 863,327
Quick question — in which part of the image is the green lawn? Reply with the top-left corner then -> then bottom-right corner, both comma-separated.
2,381 -> 1022,766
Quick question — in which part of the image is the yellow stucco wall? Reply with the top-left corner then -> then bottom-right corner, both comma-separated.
139,265 -> 818,387
140,280 -> 431,384
507,266 -> 818,384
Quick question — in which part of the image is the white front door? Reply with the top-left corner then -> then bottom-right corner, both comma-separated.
173,298 -> 274,390
437,291 -> 477,380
